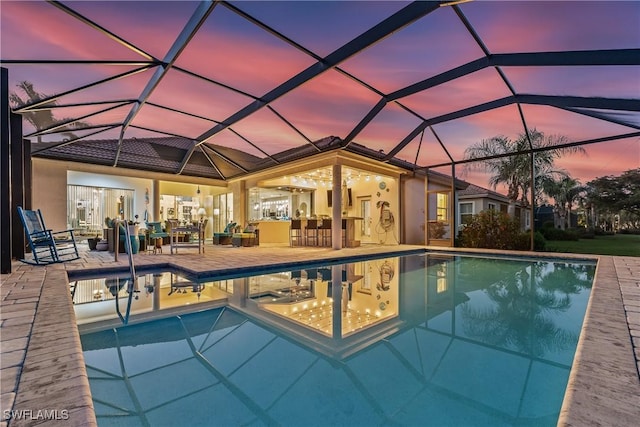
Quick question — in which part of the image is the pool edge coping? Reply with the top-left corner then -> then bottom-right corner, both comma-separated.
558,255 -> 640,426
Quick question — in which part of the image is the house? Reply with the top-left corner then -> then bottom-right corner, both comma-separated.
25,135 -> 521,250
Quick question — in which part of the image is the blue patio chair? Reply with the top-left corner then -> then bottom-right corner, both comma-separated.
17,206 -> 80,265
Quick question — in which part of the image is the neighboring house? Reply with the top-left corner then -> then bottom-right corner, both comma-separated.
535,204 -> 578,229
456,183 -> 530,236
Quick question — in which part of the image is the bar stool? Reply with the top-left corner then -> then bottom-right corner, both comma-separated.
305,219 -> 319,246
290,219 -> 303,246
318,219 -> 332,247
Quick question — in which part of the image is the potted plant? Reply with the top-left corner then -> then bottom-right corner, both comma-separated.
96,239 -> 108,251
127,215 -> 140,237
87,233 -> 100,250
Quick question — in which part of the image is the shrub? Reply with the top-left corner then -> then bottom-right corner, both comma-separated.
577,227 -> 595,239
428,221 -> 446,239
539,227 -> 579,241
594,226 -> 615,236
619,228 -> 640,235
542,221 -> 555,230
459,210 -> 527,250
533,231 -> 547,250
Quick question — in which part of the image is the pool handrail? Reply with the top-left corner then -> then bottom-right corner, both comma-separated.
113,219 -> 137,324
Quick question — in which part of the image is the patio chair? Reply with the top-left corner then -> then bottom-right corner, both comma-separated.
17,206 -> 80,265
213,221 -> 236,245
146,221 -> 168,254
232,223 -> 259,247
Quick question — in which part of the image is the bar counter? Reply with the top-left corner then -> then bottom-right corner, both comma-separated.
253,218 -> 362,247
253,220 -> 291,245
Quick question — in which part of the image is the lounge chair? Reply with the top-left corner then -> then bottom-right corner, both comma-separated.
17,206 -> 80,265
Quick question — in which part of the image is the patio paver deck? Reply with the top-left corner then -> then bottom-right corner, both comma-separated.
1,243 -> 639,426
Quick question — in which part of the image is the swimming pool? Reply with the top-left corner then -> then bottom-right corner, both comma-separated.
79,252 -> 595,426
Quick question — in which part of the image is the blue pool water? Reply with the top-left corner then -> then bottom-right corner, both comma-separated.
79,253 -> 595,426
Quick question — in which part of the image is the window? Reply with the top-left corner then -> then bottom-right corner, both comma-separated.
459,202 -> 474,226
160,195 -> 197,223
488,202 -> 496,211
525,210 -> 531,229
67,185 -> 133,233
436,192 -> 449,222
427,190 -> 451,241
213,192 -> 233,233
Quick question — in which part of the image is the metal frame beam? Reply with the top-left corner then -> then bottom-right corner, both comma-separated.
384,95 -> 640,161
12,66 -> 154,114
388,49 -> 639,102
421,131 -> 640,170
47,0 -> 156,60
24,102 -> 133,137
116,0 -> 219,166
195,1 -> 441,145
32,125 -> 121,154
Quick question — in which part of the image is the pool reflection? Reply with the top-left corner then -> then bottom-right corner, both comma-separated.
73,253 -> 593,364
81,253 -> 595,426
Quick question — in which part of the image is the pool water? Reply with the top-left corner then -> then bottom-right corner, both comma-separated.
80,253 -> 595,426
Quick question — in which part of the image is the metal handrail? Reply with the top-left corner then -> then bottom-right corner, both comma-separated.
113,219 -> 137,324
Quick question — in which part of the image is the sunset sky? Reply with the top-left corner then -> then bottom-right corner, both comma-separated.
1,0 -> 638,193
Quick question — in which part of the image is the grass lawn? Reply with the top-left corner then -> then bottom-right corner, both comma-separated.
544,233 -> 640,257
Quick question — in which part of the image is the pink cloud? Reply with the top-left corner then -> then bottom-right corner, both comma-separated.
2,2 -> 141,60
463,1 -> 640,53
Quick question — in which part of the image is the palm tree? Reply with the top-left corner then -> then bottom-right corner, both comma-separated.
9,81 -> 88,143
540,175 -> 587,229
464,129 -> 586,213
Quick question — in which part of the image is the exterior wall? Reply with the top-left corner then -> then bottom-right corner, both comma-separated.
32,159 -> 68,232
401,174 -> 426,245
32,159 -> 226,240
228,180 -> 245,227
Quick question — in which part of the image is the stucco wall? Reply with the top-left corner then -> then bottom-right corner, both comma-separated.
32,159 -> 68,232
400,175 -> 426,245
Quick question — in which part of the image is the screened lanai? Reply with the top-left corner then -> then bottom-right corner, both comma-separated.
1,1 -> 639,271
2,0 -> 638,178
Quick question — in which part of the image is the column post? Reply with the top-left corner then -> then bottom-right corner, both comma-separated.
1,67 -> 12,273
332,164 -> 342,250
10,113 -> 24,259
153,179 -> 160,221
